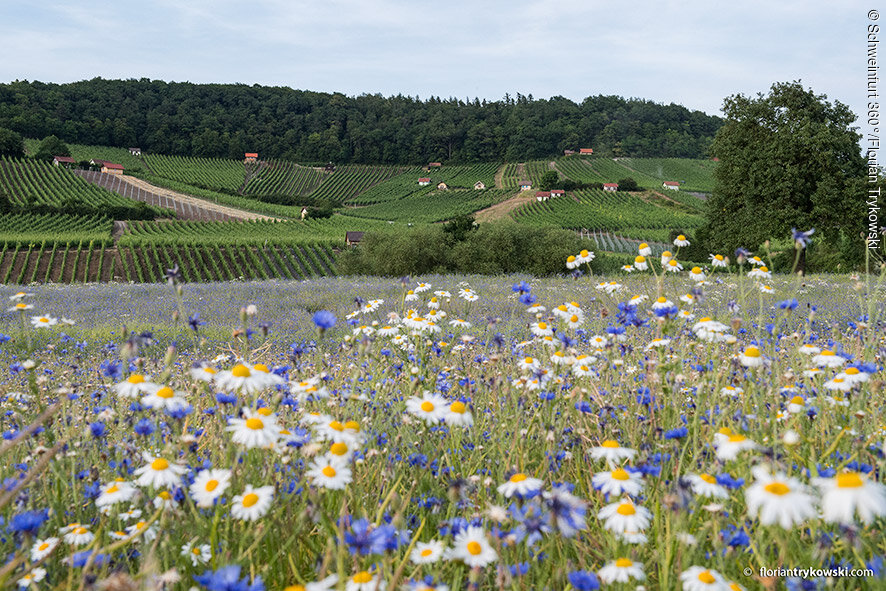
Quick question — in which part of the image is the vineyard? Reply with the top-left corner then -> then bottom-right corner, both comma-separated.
23,140 -> 146,171
243,160 -> 327,197
142,154 -> 246,193
511,188 -> 705,233
304,164 -> 404,204
343,188 -> 514,223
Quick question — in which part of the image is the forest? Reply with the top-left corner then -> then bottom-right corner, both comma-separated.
0,78 -> 722,164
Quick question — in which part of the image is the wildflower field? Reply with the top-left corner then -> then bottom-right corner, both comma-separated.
1,245 -> 885,590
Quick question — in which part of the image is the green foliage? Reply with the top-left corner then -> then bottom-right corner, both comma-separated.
442,213 -> 476,242
33,135 -> 70,161
617,177 -> 639,191
0,127 -> 24,158
339,221 -> 584,276
703,81 -> 867,259
539,170 -> 559,190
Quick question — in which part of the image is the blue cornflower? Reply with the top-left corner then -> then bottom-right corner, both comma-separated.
99,360 -> 123,380
509,501 -> 551,547
509,562 -> 530,577
188,313 -> 206,332
568,570 -> 600,591
68,550 -> 110,568
8,509 -> 48,534
194,565 -> 264,591
778,298 -> 799,311
542,484 -> 586,537
312,311 -> 336,330
519,293 -> 537,306
133,418 -> 155,436
89,421 -> 107,438
734,247 -> 752,261
653,304 -> 679,318
792,228 -> 815,248
216,393 -> 238,405
664,426 -> 688,439
512,281 -> 531,294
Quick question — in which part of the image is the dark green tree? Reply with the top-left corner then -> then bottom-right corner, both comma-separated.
539,170 -> 559,190
701,82 -> 866,265
442,213 -> 476,242
617,177 -> 639,191
33,135 -> 71,161
0,127 -> 24,157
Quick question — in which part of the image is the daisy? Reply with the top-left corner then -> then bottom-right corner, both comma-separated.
572,363 -> 595,378
598,558 -> 646,584
589,440 -> 637,464
62,525 -> 94,546
313,417 -> 361,445
30,537 -> 59,562
445,526 -> 497,568
592,467 -> 645,497
745,466 -> 816,528
566,255 -> 579,270
638,242 -> 652,256
497,472 -> 544,499
686,474 -> 729,499
665,259 -> 683,273
181,542 -> 212,566
839,366 -> 870,385
448,319 -> 471,329
738,346 -> 764,367
709,254 -> 728,267
95,479 -> 138,507
589,334 -> 608,348
189,365 -> 218,382
597,500 -> 652,533
526,304 -> 546,314
458,288 -> 479,302
16,568 -> 46,588
306,455 -> 352,490
376,325 -> 400,337
141,385 -> 189,411
125,520 -> 158,542
226,408 -> 280,448
9,291 -> 33,301
661,250 -> 673,264
30,315 -> 57,328
615,530 -> 648,544
680,566 -> 728,591
404,290 -> 418,302
688,267 -> 706,281
720,385 -> 744,397
346,571 -> 386,591
759,284 -> 774,294
153,490 -> 178,510
564,313 -> 584,329
415,282 -> 432,293
823,377 -> 854,393
576,249 -> 595,264
812,350 -> 846,368
814,471 -> 886,525
633,256 -> 648,271
747,266 -> 771,280
8,302 -> 33,312
411,540 -> 446,564
190,468 -> 232,508
530,321 -> 553,337
230,484 -> 274,521
114,374 -> 156,399
405,392 -> 449,424
798,344 -> 821,356
133,453 -> 188,489
652,297 -> 674,311
674,235 -> 690,247
645,338 -> 671,351
214,362 -> 282,394
444,400 -> 473,427
713,429 -> 758,461
786,395 -> 806,413
748,255 -> 765,266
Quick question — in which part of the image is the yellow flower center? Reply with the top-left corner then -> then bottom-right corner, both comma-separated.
700,474 -> 717,484
615,558 -> 633,568
611,468 -> 630,481
538,322 -> 547,330
245,418 -> 264,430
691,267 -> 702,274
715,254 -> 724,261
322,466 -> 337,478
421,548 -> 434,557
352,572 -> 373,584
744,346 -> 761,358
467,541 -> 483,555
567,256 -> 576,263
330,442 -> 349,456
836,472 -> 864,488
127,374 -> 145,384
158,490 -> 172,500
257,407 -> 273,416
698,571 -> 716,584
241,493 -> 259,507
38,317 -> 49,323
106,484 -> 119,494
510,473 -> 527,483
678,235 -> 686,241
231,364 -> 251,377
616,503 -> 636,516
205,479 -> 219,492
635,256 -> 646,263
329,421 -> 344,431
764,482 -> 791,495
253,363 -> 269,373
450,401 -> 466,414
193,547 -> 203,555
420,401 -> 435,412
727,434 -> 746,443
789,396 -> 805,405
718,427 -> 732,436
203,367 -> 217,374
760,266 -> 769,272
821,350 -> 834,356
662,251 -> 672,257
344,420 -> 361,431
156,386 -> 175,399
151,458 -> 169,471
846,368 -> 859,375
601,440 -> 619,448
74,527 -> 87,535
38,542 -> 49,551
657,297 -> 667,303
639,243 -> 648,249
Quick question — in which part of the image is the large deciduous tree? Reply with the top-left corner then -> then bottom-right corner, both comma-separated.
0,127 -> 24,157
701,82 -> 866,261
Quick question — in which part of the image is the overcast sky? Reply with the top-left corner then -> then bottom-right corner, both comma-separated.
0,0 -> 874,122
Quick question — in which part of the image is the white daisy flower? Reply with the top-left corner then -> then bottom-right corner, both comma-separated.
589,440 -> 637,465
813,471 -> 886,525
680,566 -> 728,591
674,235 -> 691,247
30,537 -> 59,562
133,453 -> 187,489
811,350 -> 846,368
411,540 -> 446,564
686,474 -> 729,499
95,479 -> 138,507
346,571 -> 387,591
141,385 -> 189,411
16,568 -> 46,588
598,558 -> 645,584
745,466 -> 816,529
226,407 -> 280,449
405,392 -> 449,424
30,315 -> 57,328
444,526 -> 497,568
181,542 -> 212,566
444,400 -> 473,428
497,472 -> 544,499
230,484 -> 274,521
305,455 -> 352,490
114,374 -> 156,399
592,467 -> 645,497
597,500 -> 652,533
189,469 -> 232,508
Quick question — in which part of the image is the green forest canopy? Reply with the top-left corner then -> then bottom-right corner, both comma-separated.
0,78 -> 722,164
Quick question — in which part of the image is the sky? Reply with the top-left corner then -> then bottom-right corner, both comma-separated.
0,0 -> 875,122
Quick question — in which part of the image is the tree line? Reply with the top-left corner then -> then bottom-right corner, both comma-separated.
0,78 -> 721,164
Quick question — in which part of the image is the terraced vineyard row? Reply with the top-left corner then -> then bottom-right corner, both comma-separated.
23,140 -> 145,170
499,163 -> 522,188
512,188 -> 704,232
244,160 -> 327,197
0,212 -> 112,244
343,188 -> 514,223
0,157 -> 165,215
122,219 -> 342,245
0,242 -> 338,284
348,163 -> 500,205
583,230 -> 670,256
143,154 -> 246,192
307,165 -> 404,204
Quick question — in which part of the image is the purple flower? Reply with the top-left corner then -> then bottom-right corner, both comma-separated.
792,228 -> 815,248
312,311 -> 336,330
568,570 -> 600,590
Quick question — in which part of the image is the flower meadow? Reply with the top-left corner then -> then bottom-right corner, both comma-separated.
1,238 -> 886,591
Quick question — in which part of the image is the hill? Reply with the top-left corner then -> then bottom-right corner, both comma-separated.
1,78 -> 721,163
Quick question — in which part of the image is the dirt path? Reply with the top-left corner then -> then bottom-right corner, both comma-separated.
494,164 -> 507,189
118,175 -> 278,221
474,190 -> 531,223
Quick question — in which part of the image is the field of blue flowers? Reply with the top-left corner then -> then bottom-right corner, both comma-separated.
1,238 -> 885,591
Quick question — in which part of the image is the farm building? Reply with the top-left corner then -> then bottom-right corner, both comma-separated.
346,231 -> 364,246
129,147 -> 142,156
101,162 -> 124,175
662,181 -> 680,191
519,181 -> 532,191
535,191 -> 551,201
418,177 -> 431,186
474,181 -> 486,190
325,162 -> 335,172
579,148 -> 594,155
428,162 -> 442,168
90,159 -> 110,167
437,182 -> 449,191
52,156 -> 76,167
563,149 -> 576,156
550,189 -> 565,197
244,153 -> 258,163
603,183 -> 619,192
300,207 -> 308,220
